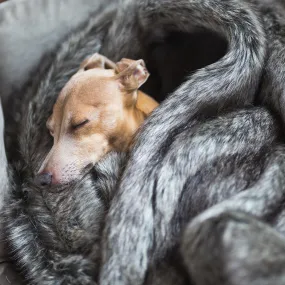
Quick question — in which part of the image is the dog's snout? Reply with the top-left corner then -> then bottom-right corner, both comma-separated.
35,172 -> 53,186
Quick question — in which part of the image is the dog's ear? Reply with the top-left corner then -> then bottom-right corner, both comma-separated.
115,58 -> 149,91
80,53 -> 116,71
46,115 -> 54,136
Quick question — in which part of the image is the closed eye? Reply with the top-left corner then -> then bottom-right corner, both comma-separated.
71,119 -> 90,130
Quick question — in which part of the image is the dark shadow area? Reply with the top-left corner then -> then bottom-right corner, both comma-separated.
142,29 -> 228,102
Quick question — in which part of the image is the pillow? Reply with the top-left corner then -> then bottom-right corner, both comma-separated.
0,0 -> 107,105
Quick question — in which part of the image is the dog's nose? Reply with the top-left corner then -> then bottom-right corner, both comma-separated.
35,172 -> 53,186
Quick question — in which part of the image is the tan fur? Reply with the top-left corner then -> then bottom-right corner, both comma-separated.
37,53 -> 158,184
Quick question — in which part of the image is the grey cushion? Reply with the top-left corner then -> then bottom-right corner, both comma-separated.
0,0 -> 105,105
0,0 -> 105,283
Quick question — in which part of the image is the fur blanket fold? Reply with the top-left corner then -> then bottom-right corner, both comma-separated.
4,0 -> 285,285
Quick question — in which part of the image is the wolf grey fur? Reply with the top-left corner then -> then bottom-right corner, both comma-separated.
4,0 -> 285,285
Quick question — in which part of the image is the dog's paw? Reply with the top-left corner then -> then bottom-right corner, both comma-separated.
52,255 -> 97,285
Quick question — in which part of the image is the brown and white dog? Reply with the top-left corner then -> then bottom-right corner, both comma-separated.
35,53 -> 158,186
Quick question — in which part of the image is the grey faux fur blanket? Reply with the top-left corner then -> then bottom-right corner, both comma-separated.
4,0 -> 285,285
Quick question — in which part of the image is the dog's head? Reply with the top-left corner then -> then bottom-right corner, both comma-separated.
35,53 -> 150,186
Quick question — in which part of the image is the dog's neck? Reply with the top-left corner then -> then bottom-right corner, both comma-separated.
111,90 -> 158,152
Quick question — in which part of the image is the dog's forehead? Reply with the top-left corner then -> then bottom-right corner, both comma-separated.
52,69 -> 124,120
57,68 -> 120,103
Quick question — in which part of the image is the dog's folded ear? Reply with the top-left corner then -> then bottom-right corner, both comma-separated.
79,53 -> 116,71
115,58 -> 149,91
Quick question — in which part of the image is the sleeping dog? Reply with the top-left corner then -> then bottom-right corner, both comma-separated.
36,53 -> 158,185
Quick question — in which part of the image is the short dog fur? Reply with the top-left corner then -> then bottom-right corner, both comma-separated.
36,53 -> 157,185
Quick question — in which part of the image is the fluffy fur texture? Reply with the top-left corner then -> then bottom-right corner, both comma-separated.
3,4 -> 123,285
4,0 -> 285,285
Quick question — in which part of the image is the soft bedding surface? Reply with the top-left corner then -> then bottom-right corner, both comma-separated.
0,0 -> 108,283
3,0 -> 285,285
